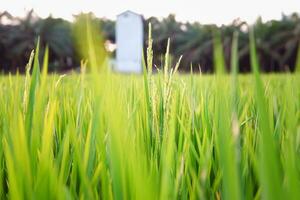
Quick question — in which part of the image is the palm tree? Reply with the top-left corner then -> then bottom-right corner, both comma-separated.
36,16 -> 74,70
1,10 -> 37,72
175,22 -> 214,72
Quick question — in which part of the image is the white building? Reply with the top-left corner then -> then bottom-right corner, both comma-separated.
116,10 -> 143,73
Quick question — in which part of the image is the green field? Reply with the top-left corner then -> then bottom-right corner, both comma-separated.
0,21 -> 300,199
0,70 -> 299,199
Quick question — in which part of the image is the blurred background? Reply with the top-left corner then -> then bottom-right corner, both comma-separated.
1,0 -> 300,73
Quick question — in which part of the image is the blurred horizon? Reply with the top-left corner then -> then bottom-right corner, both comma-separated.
2,0 -> 300,25
2,8 -> 299,27
1,10 -> 300,73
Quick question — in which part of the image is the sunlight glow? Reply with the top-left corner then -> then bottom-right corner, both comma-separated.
3,0 -> 300,25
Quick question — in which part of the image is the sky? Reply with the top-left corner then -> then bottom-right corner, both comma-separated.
2,0 -> 300,25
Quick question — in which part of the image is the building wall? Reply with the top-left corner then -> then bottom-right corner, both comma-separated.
116,11 -> 143,73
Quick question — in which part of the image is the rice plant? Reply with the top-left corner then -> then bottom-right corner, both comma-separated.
0,18 -> 299,200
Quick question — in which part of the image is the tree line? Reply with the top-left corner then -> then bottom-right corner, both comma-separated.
0,10 -> 299,73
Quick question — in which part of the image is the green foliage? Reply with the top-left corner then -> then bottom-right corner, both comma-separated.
295,42 -> 300,73
0,21 -> 299,200
73,13 -> 107,73
1,11 -> 300,73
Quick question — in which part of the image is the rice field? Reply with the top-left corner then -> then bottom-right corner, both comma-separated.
0,22 -> 299,199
